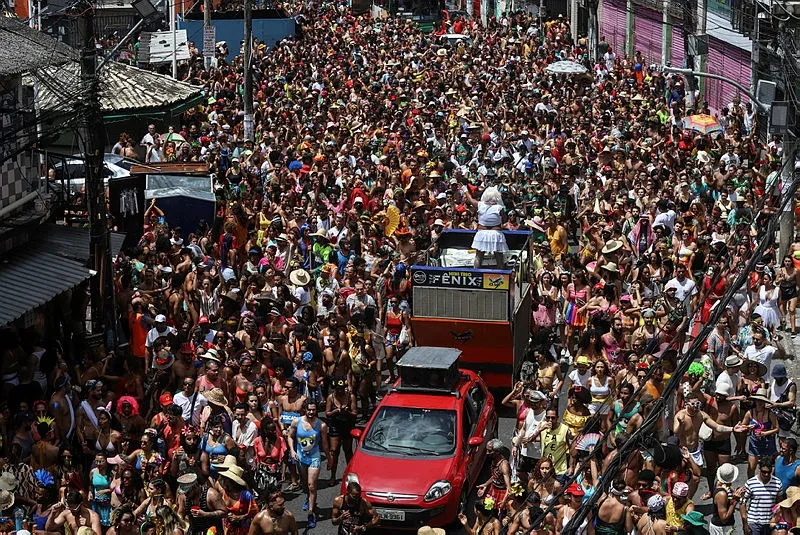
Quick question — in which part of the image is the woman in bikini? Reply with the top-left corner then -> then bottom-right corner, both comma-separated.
535,350 -> 562,401
527,458 -> 562,507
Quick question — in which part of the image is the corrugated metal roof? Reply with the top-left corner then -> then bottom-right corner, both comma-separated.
0,15 -> 77,77
33,60 -> 202,113
0,250 -> 91,326
33,224 -> 126,263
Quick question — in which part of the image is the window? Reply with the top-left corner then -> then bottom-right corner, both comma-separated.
469,385 -> 486,415
362,407 -> 457,457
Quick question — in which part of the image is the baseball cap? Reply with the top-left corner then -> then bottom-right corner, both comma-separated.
159,393 -> 174,407
155,314 -> 167,323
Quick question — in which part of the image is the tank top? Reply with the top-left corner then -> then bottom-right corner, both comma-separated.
590,376 -> 612,404
594,506 -> 628,535
188,486 -> 223,535
296,417 -> 322,464
775,456 -> 800,491
710,487 -> 735,526
613,401 -> 640,435
337,496 -> 366,535
385,309 -> 403,336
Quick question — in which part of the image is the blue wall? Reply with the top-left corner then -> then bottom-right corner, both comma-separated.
181,17 -> 296,61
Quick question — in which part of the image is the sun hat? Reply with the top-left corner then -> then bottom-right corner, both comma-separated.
212,455 -> 238,472
779,486 -> 800,508
417,527 -> 446,535
153,349 -> 175,370
217,465 -> 247,487
204,388 -> 229,407
680,511 -> 707,527
601,262 -> 619,273
745,360 -> 769,379
203,348 -> 221,363
526,390 -> 548,402
575,355 -> 591,366
601,239 -> 623,254
716,463 -> 739,484
289,269 -> 311,287
724,355 -> 743,367
714,382 -> 734,397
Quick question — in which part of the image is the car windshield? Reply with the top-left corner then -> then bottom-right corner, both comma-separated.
362,406 -> 456,457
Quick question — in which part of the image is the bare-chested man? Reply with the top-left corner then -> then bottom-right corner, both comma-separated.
700,382 -> 740,499
46,490 -> 102,535
331,482 -> 379,535
673,392 -> 748,497
49,376 -> 76,444
248,492 -> 297,535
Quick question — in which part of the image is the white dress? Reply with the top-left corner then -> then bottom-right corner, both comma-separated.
472,202 -> 509,253
753,285 -> 780,329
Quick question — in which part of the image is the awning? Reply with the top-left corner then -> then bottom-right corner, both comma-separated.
0,251 -> 92,327
33,224 -> 125,264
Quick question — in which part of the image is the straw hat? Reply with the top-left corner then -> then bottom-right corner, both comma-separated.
203,348 -> 221,363
289,269 -> 311,287
779,487 -> 800,509
744,360 -> 768,379
417,528 -> 446,535
750,386 -> 771,403
204,388 -> 229,407
311,229 -> 329,240
212,455 -> 239,472
153,349 -> 175,370
601,240 -> 623,254
218,465 -> 247,486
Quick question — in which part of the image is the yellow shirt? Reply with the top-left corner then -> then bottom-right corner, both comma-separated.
665,497 -> 689,529
547,226 -> 567,260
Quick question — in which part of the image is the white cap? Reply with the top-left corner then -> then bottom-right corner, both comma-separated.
221,267 -> 236,281
155,314 -> 167,323
354,197 -> 364,204
433,218 -> 444,226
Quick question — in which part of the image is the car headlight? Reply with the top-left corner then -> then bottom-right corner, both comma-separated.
345,473 -> 360,486
423,480 -> 452,502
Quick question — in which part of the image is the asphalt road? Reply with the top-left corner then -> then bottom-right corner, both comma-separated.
280,394 -> 517,535
281,331 -> 800,534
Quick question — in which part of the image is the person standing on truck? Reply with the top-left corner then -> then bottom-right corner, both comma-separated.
464,186 -> 509,269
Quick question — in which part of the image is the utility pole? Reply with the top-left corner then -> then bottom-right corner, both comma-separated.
243,0 -> 254,140
662,0 -> 672,66
779,141 -> 796,259
587,0 -> 598,63
171,0 -> 178,78
681,0 -> 697,108
204,0 -> 212,68
625,0 -> 634,59
78,0 -> 113,340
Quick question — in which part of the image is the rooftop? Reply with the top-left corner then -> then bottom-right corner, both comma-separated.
0,14 -> 77,77
31,60 -> 202,114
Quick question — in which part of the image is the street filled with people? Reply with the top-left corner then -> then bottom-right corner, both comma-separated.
2,1 -> 799,534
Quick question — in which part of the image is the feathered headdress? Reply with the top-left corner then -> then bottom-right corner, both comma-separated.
34,469 -> 55,487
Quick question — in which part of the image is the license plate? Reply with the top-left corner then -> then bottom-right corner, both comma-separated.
377,509 -> 405,522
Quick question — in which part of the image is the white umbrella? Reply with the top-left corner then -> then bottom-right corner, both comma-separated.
544,60 -> 588,75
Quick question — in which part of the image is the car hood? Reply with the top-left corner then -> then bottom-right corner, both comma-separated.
348,449 -> 457,497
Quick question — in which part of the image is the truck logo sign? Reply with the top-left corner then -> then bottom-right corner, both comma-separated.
412,270 -> 428,284
450,330 -> 473,342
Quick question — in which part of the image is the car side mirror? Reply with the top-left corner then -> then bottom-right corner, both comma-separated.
350,428 -> 362,440
468,436 -> 483,447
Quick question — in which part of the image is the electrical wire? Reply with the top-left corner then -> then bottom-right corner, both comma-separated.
561,148 -> 800,534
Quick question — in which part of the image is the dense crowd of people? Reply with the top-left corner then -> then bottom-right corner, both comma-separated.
5,0 -> 800,534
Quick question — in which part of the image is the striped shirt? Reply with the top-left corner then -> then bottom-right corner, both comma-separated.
744,474 -> 782,524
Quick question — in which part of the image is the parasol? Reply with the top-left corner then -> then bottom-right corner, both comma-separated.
384,204 -> 400,237
683,114 -> 723,135
160,132 -> 186,143
544,60 -> 588,75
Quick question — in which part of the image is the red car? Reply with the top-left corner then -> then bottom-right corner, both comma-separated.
342,347 -> 497,529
